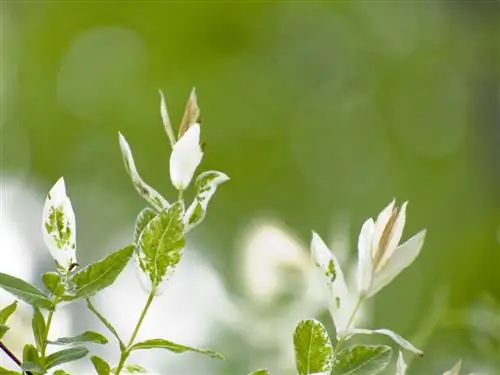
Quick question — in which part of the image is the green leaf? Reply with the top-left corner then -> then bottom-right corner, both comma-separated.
22,344 -> 44,373
184,171 -> 229,232
293,319 -> 334,375
46,347 -> 89,369
123,364 -> 147,373
0,273 -> 54,310
343,328 -> 423,357
134,208 -> 158,244
0,301 -> 18,324
91,356 -> 111,375
137,201 -> 185,287
249,370 -> 271,375
332,345 -> 393,375
69,245 -> 134,299
32,307 -> 47,352
0,366 -> 21,374
0,301 -> 18,339
21,362 -> 44,374
0,324 -> 9,339
48,330 -> 108,345
118,133 -> 170,211
42,272 -> 66,297
53,370 -> 71,375
130,338 -> 224,360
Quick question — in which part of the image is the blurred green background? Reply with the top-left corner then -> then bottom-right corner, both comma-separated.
1,1 -> 500,374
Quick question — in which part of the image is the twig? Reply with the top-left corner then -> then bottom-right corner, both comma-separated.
0,340 -> 32,374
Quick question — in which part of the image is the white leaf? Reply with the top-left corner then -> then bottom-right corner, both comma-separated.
357,217 -> 374,296
311,232 -> 352,335
372,199 -> 395,251
159,89 -> 176,147
344,328 -> 423,356
169,123 -> 203,191
41,177 -> 77,273
369,230 -> 426,298
118,132 -> 170,211
383,201 -> 407,263
396,351 -> 407,375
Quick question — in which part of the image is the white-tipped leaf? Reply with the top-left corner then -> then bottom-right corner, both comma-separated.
118,133 -> 170,211
344,328 -> 423,357
169,123 -> 203,191
311,232 -> 353,335
159,90 -> 176,147
396,351 -> 407,375
42,177 -> 77,273
369,230 -> 426,298
184,171 -> 230,232
443,360 -> 461,375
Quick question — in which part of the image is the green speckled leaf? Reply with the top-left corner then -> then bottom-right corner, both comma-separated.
184,171 -> 229,232
332,345 -> 392,375
249,370 -> 271,375
134,208 -> 158,244
137,201 -> 185,288
294,319 -> 334,375
42,272 -> 66,297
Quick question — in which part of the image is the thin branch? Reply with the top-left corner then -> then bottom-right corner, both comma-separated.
0,340 -> 32,374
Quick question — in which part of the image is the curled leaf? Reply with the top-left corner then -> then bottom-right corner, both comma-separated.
184,171 -> 230,232
118,133 -> 170,211
169,123 -> 203,191
343,328 -> 423,357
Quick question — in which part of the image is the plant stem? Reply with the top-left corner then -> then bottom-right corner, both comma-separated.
114,288 -> 156,375
334,294 -> 365,355
41,309 -> 55,360
0,340 -> 21,366
40,296 -> 59,366
86,298 -> 126,351
0,340 -> 33,375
